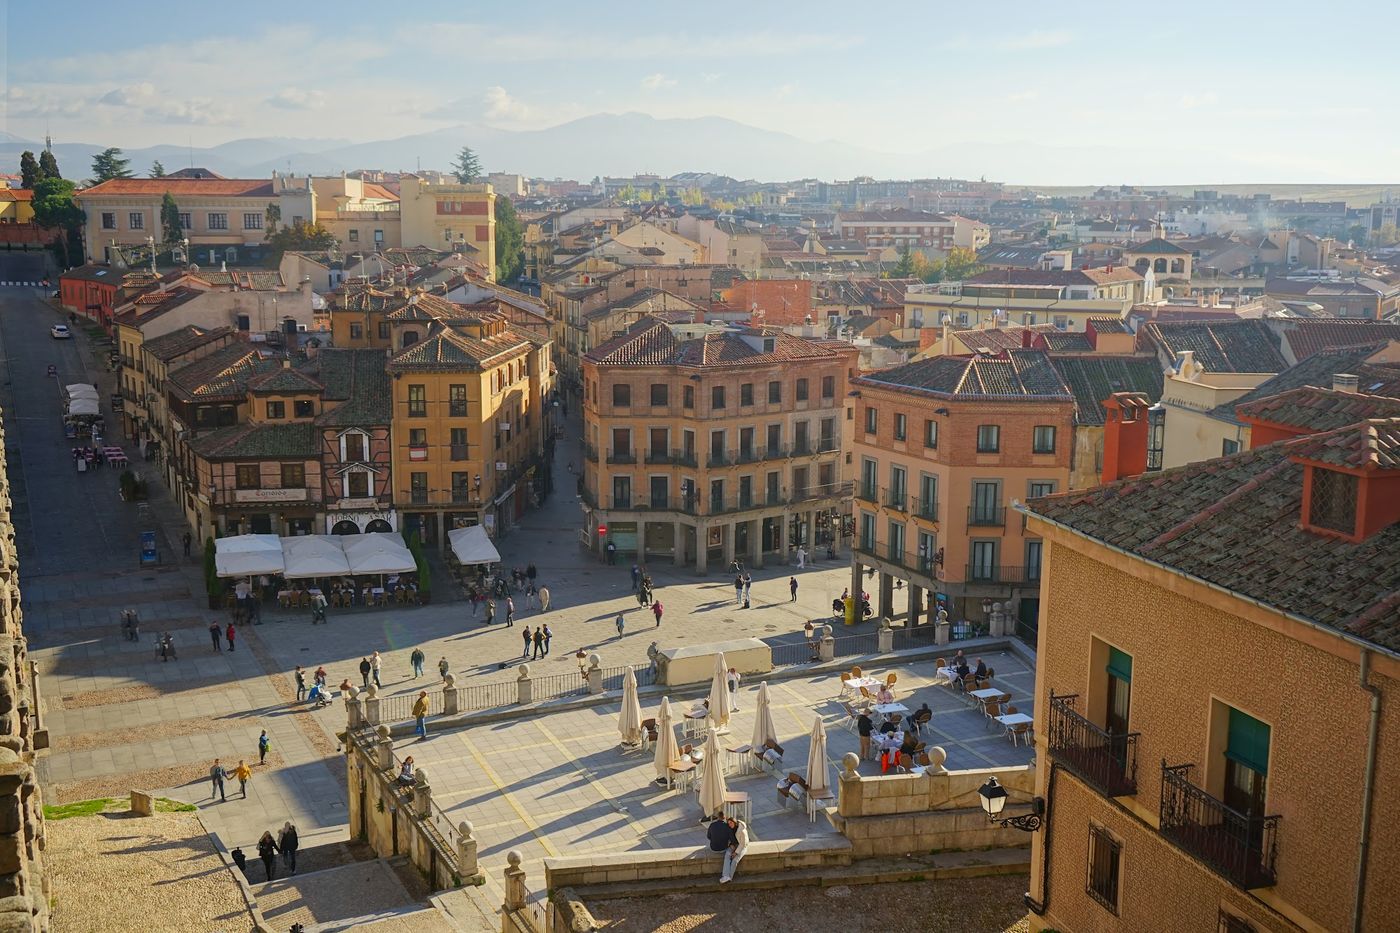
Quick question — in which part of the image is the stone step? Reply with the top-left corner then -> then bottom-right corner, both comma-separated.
574,846 -> 1030,900
304,904 -> 455,933
431,885 -> 501,933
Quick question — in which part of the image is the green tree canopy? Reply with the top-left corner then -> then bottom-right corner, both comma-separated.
38,150 -> 60,180
452,146 -> 483,183
90,147 -> 134,183
150,160 -> 166,178
264,220 -> 338,264
494,195 -> 523,283
942,246 -> 983,281
160,192 -> 183,246
18,151 -> 39,189
31,177 -> 83,266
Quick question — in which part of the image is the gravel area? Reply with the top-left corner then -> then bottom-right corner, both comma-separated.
52,714 -> 233,752
47,807 -> 251,933
254,859 -> 419,928
587,874 -> 1030,933
53,751 -> 286,803
56,679 -> 210,709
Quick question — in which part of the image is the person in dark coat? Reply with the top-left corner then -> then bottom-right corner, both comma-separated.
278,822 -> 299,875
257,830 -> 279,881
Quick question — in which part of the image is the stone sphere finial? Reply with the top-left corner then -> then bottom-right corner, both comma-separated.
842,752 -> 860,776
376,725 -> 391,740
459,819 -> 474,841
364,684 -> 379,699
506,850 -> 522,868
929,746 -> 947,770
517,663 -> 530,678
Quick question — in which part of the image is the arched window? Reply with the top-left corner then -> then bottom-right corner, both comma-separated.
366,519 -> 394,533
331,520 -> 360,535
402,330 -> 420,348
1153,258 -> 1167,273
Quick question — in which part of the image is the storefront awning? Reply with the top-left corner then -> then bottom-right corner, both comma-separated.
342,532 -> 417,575
214,534 -> 285,577
448,525 -> 501,566
281,534 -> 352,579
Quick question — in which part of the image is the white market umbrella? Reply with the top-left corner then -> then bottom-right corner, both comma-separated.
697,727 -> 728,820
707,653 -> 731,732
654,696 -> 680,782
807,715 -> 831,799
619,667 -> 643,747
751,682 -> 777,753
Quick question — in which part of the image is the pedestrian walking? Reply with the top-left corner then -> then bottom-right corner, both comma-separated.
527,562 -> 537,586
371,650 -> 383,688
539,586 -> 551,613
505,597 -> 515,627
832,596 -> 844,625
789,577 -> 798,602
653,600 -> 664,627
727,667 -> 741,712
311,591 -> 327,624
412,690 -> 429,740
542,623 -> 552,655
532,626 -> 544,659
278,822 -> 299,875
485,599 -> 496,625
438,656 -> 450,682
225,622 -> 236,651
526,582 -> 538,610
234,760 -> 252,798
797,546 -> 807,569
314,665 -> 327,688
230,847 -> 248,877
630,564 -> 640,591
209,621 -> 222,651
295,666 -> 306,702
742,573 -> 752,610
182,531 -> 192,557
521,625 -> 533,658
733,575 -> 743,605
258,730 -> 270,765
257,831 -> 279,882
410,648 -> 425,679
606,541 -> 617,564
209,759 -> 227,802
359,656 -> 372,688
615,612 -> 625,638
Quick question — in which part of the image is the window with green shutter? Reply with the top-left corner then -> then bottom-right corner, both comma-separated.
1106,647 -> 1133,683
1227,708 -> 1270,775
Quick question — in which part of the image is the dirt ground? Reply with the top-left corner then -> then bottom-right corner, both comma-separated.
587,874 -> 1031,933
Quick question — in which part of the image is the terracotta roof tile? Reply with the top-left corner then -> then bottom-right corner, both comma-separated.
78,178 -> 275,198
859,350 -> 1072,400
1277,320 -> 1400,361
1049,355 -> 1164,426
1208,347 -> 1400,423
186,422 -> 318,460
1139,319 -> 1287,373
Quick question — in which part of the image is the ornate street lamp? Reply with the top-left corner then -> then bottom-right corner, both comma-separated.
978,776 -> 1044,832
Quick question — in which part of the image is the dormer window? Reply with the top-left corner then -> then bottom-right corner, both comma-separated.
1308,467 -> 1357,535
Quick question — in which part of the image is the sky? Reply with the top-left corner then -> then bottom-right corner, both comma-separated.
2,0 -> 1398,184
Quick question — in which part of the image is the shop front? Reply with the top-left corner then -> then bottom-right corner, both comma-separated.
324,508 -> 398,535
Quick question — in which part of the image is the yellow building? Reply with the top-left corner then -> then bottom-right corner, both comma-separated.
1020,419 -> 1400,933
0,189 -> 34,224
398,176 -> 496,280
905,267 -> 1148,335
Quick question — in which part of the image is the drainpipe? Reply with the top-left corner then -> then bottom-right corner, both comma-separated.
1352,649 -> 1382,933
1024,761 -> 1058,917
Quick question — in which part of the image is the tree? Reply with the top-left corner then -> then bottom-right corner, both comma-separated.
892,244 -> 917,278
1375,224 -> 1400,247
1345,224 -> 1369,246
150,160 -> 166,178
18,151 -> 38,189
494,195 -> 524,283
31,177 -> 83,267
160,192 -> 183,246
264,220 -> 338,264
451,146 -> 483,183
942,246 -> 983,281
90,147 -> 134,183
616,184 -> 637,204
38,150 -> 60,180
264,203 -> 281,236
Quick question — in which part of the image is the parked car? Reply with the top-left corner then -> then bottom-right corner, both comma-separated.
50,324 -> 71,340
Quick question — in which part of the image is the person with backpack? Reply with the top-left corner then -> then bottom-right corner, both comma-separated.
257,730 -> 270,764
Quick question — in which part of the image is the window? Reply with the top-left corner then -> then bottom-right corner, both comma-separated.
822,375 -> 835,399
860,458 -> 878,499
894,413 -> 907,441
294,399 -> 314,418
1222,438 -> 1240,456
612,475 -> 632,509
710,430 -> 726,463
1033,425 -> 1057,454
407,385 -> 427,417
768,381 -> 781,404
347,471 -> 369,498
683,385 -> 694,409
348,229 -> 359,242
887,518 -> 905,560
235,465 -> 260,489
243,213 -> 263,230
650,383 -> 668,406
1219,909 -> 1257,933
969,540 -> 997,580
344,433 -> 366,461
401,329 -> 420,348
1086,824 -> 1121,914
1028,480 -> 1057,499
650,475 -> 669,509
177,212 -> 191,229
976,424 -> 1000,453
612,383 -> 631,407
264,401 -> 285,419
796,378 -> 809,401
917,531 -> 936,570
739,427 -> 755,459
740,383 -> 754,407
918,473 -> 938,518
1309,467 -> 1358,533
924,419 -> 939,449
374,229 -> 384,243
280,463 -> 305,488
410,472 -> 428,504
409,428 -> 428,447
450,427 -> 469,459
349,324 -> 363,340
1224,706 -> 1270,808
971,481 -> 1001,525
101,212 -> 116,230
864,407 -> 877,435
207,212 -> 228,230
1147,406 -> 1165,471
711,385 -> 725,410
128,212 -> 144,230
448,384 -> 468,417
820,417 -> 836,451
859,512 -> 876,551
1026,539 -> 1044,581
612,428 -> 631,458
889,465 -> 906,508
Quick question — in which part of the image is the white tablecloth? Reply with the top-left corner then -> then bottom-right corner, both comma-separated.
995,713 -> 1033,727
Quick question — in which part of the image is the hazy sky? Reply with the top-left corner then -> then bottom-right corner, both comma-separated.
3,0 -> 1397,183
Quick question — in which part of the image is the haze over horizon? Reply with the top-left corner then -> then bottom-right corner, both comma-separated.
4,0 -> 1399,184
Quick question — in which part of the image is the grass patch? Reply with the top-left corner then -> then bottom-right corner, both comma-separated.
156,798 -> 197,813
43,798 -> 116,820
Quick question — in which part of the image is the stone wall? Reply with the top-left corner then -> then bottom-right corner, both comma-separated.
543,836 -> 853,891
0,408 -> 49,932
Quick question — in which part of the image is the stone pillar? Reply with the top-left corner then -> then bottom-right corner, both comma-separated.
989,602 -> 1007,637
638,520 -> 648,563
516,664 -> 533,705
414,770 -> 433,818
877,617 -> 893,654
721,522 -> 735,570
808,510 -> 818,549
457,820 -> 482,881
878,572 -> 894,622
750,519 -> 763,569
375,725 -> 394,771
586,654 -> 602,695
850,560 -> 864,610
363,684 -> 381,726
907,584 -> 923,628
696,523 -> 709,575
837,752 -> 862,818
442,674 -> 459,716
673,521 -> 685,567
503,850 -> 528,912
819,625 -> 835,663
934,607 -> 951,646
345,686 -> 363,730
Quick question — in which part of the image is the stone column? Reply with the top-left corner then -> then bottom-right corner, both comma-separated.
345,686 -> 363,730
503,850 -> 528,912
837,752 -> 862,817
363,684 -> 381,727
696,523 -> 709,574
516,664 -> 533,705
907,584 -> 923,628
721,522 -> 735,570
878,572 -> 894,622
819,625 -> 835,663
877,617 -> 893,654
586,654 -> 602,695
442,674 -> 459,716
375,725 -> 394,771
673,521 -> 685,567
414,770 -> 433,818
850,559 -> 863,615
457,820 -> 482,882
750,519 -> 763,569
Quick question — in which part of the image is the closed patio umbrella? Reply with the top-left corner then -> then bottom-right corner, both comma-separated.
707,653 -> 731,732
653,696 -> 680,783
807,715 -> 831,800
697,726 -> 728,821
751,681 -> 777,753
618,666 -> 643,747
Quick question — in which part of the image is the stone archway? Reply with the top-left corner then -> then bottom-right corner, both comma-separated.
331,520 -> 361,535
365,519 -> 393,533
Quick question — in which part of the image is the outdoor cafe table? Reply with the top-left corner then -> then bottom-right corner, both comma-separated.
933,667 -> 959,685
968,687 -> 1002,707
683,707 -> 709,739
843,676 -> 881,691
995,713 -> 1033,728
102,446 -> 128,466
872,702 -> 909,718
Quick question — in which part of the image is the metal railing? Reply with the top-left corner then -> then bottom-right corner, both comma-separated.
457,680 -> 517,711
912,498 -> 938,521
1159,762 -> 1279,889
409,490 -> 429,505
857,482 -> 878,503
599,665 -> 658,691
830,631 -> 881,658
532,670 -> 589,702
965,564 -> 1040,585
967,505 -> 1007,528
852,543 -> 937,578
884,489 -> 908,509
770,640 -> 819,668
583,443 -> 598,462
1047,693 -> 1138,797
606,451 -> 636,464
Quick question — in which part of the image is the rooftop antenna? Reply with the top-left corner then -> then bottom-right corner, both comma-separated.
188,135 -> 193,169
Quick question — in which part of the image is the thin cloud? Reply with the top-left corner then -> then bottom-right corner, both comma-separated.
266,88 -> 326,111
641,73 -> 677,91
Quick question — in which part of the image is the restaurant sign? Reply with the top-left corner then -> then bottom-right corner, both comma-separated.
234,488 -> 308,503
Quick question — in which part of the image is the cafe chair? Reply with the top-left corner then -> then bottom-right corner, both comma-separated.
841,703 -> 861,733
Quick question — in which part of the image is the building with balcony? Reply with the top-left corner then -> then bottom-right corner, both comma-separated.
1020,417 -> 1400,932
903,266 -> 1150,335
849,351 -> 1075,628
581,317 -> 858,571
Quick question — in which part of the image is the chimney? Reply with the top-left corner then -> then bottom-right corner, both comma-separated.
1333,373 -> 1360,394
1101,392 -> 1150,483
282,358 -> 291,369
1021,328 -> 1033,348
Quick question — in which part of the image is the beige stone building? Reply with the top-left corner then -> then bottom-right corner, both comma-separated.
581,318 -> 858,570
905,267 -> 1149,337
397,176 -> 496,277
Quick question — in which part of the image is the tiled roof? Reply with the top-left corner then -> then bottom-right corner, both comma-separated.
1040,331 -> 1093,351
380,247 -> 452,268
1288,418 -> 1400,470
1048,355 -> 1164,426
859,350 -> 1073,400
1238,388 -> 1400,437
1026,426 -> 1400,643
1126,237 -> 1190,255
587,318 -> 845,369
966,267 -> 1142,288
313,348 -> 392,426
1087,316 -> 1131,334
78,178 -> 276,198
976,244 -> 1046,268
949,324 -> 1057,354
167,344 -> 274,401
1207,346 -> 1398,423
192,270 -> 285,290
1139,319 -> 1287,373
386,323 -> 533,372
58,264 -> 121,284
186,422 -> 319,460
1275,320 -> 1400,361
246,367 -> 324,394
142,325 -> 232,362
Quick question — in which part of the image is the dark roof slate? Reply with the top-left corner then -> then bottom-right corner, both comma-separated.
1140,319 -> 1287,373
186,422 -> 319,460
1049,355 -> 1165,426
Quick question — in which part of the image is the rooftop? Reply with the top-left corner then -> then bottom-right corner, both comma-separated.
1138,319 -> 1288,374
1237,386 -> 1400,435
1207,345 -> 1399,424
77,178 -> 276,198
313,348 -> 392,426
1274,320 -> 1400,362
860,349 -> 1072,400
186,421 -> 319,460
1048,355 -> 1164,426
1124,237 -> 1191,256
141,324 -> 230,362
587,317 -> 847,369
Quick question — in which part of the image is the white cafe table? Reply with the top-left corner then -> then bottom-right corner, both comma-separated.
995,713 -> 1033,727
968,688 -> 1002,705
872,703 -> 910,717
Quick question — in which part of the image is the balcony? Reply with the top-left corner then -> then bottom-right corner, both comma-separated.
884,488 -> 908,510
450,444 -> 469,461
1159,763 -> 1279,889
965,564 -> 1039,586
645,449 -> 677,465
409,490 -> 429,505
449,402 -> 469,417
854,542 -> 936,577
967,505 -> 1006,528
1047,693 -> 1138,797
677,451 -> 699,468
583,443 -> 598,463
789,482 -> 853,505
913,498 -> 938,521
762,445 -> 789,461
791,440 -> 813,457
857,482 -> 878,503
818,438 -> 839,453
451,488 -> 475,504
606,451 -> 636,465
708,452 -> 731,468
736,447 -> 761,464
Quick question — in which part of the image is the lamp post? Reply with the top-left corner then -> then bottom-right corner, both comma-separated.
977,776 -> 1045,832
